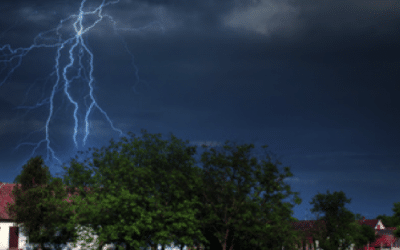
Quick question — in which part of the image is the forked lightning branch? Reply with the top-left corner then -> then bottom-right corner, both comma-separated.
0,0 -> 163,167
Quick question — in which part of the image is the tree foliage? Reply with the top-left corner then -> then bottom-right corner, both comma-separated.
348,222 -> 377,250
12,132 -> 396,250
7,156 -> 79,250
12,156 -> 53,187
55,130 -> 210,250
308,190 -> 377,250
375,202 -> 400,239
180,141 -> 303,250
37,130 -> 305,250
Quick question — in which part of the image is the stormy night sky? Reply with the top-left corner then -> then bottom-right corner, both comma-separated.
1,0 -> 399,227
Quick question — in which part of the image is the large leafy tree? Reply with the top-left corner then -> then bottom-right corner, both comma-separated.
376,214 -> 399,227
6,156 -> 79,250
55,131 -> 304,250
164,167 -> 301,250
301,214 -> 329,250
348,221 -> 377,250
308,190 -> 377,250
55,130 -> 210,250
375,202 -> 400,240
161,166 -> 251,250
289,210 -> 376,250
173,141 -> 304,250
165,167 -> 224,250
12,156 -> 54,186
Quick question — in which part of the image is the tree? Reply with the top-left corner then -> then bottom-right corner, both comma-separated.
56,131 -> 304,250
13,162 -> 56,185
56,130 -> 210,250
376,202 -> 400,240
164,167 -> 224,250
302,214 -> 329,250
166,169 -> 297,250
308,190 -> 377,250
348,221 -> 377,250
175,141 -> 303,250
12,156 -> 53,187
223,195 -> 304,250
354,213 -> 365,221
338,213 -> 376,250
6,156 -> 79,250
291,210 -> 376,250
309,213 -> 376,250
163,166 -> 251,250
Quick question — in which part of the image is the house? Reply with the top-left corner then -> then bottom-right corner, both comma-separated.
0,182 -> 27,250
0,182 -> 119,250
287,217 -> 400,250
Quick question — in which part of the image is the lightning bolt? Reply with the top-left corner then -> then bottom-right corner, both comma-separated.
0,0 -> 164,167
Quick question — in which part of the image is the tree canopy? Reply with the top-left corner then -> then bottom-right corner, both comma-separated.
375,202 -> 400,239
157,140 -> 304,250
308,190 -> 377,250
55,130 -> 211,250
11,131 -> 388,250
15,130 -> 305,250
7,156 -> 79,250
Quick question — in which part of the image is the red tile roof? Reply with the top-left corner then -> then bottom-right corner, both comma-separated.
0,183 -> 15,220
357,218 -> 381,229
369,234 -> 397,248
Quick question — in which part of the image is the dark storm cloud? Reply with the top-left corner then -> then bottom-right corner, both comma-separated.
2,0 -> 399,53
2,0 -> 399,149
1,0 -> 400,223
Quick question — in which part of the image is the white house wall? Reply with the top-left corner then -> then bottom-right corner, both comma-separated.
0,221 -> 29,250
0,222 -> 12,250
376,220 -> 385,230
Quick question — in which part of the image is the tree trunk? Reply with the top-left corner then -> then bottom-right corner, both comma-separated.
97,239 -> 105,250
149,242 -> 157,250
